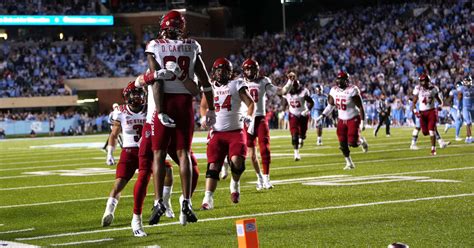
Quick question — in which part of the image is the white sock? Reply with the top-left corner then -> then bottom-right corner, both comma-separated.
204,191 -> 214,202
163,185 -> 172,203
294,149 -> 299,157
132,213 -> 142,221
411,140 -> 416,146
230,178 -> 240,193
106,197 -> 118,213
154,199 -> 159,207
256,172 -> 263,180
263,174 -> 270,183
317,137 -> 322,143
344,156 -> 353,164
431,146 -> 436,150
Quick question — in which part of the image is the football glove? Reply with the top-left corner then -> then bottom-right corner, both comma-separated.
165,61 -> 184,79
301,109 -> 310,117
158,113 -> 176,128
106,146 -> 115,166
204,110 -> 216,128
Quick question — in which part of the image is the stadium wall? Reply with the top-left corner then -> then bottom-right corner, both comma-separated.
0,96 -> 78,109
0,118 -> 78,135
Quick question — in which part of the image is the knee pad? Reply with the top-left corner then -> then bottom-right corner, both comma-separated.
205,163 -> 220,180
291,135 -> 299,149
339,142 -> 350,157
230,163 -> 245,176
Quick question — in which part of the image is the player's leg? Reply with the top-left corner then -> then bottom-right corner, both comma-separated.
454,113 -> 463,140
289,114 -> 300,161
162,164 -> 174,218
257,118 -> 273,189
336,119 -> 353,169
190,151 -> 200,196
385,115 -> 391,136
202,132 -> 225,210
246,121 -> 263,190
374,114 -> 383,137
316,112 -> 323,145
347,117 -> 367,153
228,130 -> 248,203
299,115 -> 309,148
428,110 -> 437,155
464,109 -> 473,143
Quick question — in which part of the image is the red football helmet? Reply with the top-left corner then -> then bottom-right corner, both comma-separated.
212,57 -> 233,84
336,71 -> 349,88
418,73 -> 431,88
160,10 -> 185,38
241,58 -> 259,80
123,81 -> 145,107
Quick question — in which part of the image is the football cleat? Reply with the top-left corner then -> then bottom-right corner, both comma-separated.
201,196 -> 214,210
131,217 -> 147,237
343,162 -> 355,170
439,140 -> 451,149
148,201 -> 166,225
465,137 -> 472,144
373,129 -> 377,137
163,200 -> 175,218
263,181 -> 274,190
158,113 -> 176,128
179,195 -> 198,226
101,213 -> 114,227
455,136 -> 463,141
231,192 -> 240,204
256,177 -> 264,191
409,144 -> 419,150
360,137 -> 368,153
316,141 -> 323,146
431,148 -> 437,156
386,134 -> 391,137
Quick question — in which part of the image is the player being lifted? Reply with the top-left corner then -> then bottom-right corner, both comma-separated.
411,73 -> 445,155
140,10 -> 215,226
101,82 -> 146,227
131,70 -> 201,236
241,58 -> 292,190
200,58 -> 255,210
311,84 -> 328,145
458,75 -> 473,143
282,72 -> 314,161
316,71 -> 368,170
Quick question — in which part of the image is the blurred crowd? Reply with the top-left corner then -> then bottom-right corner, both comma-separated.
0,0 -> 100,15
1,1 -> 471,130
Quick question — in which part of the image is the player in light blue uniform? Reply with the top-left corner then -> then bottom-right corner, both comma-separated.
458,76 -> 473,143
310,85 -> 327,145
444,82 -> 463,141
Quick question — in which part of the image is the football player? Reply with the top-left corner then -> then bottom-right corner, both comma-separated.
283,72 -> 314,161
458,75 -> 473,143
101,82 -> 146,228
411,73 -> 445,155
241,58 -> 292,190
311,84 -> 328,145
200,58 -> 255,210
316,71 -> 368,170
139,10 -> 216,227
444,81 -> 463,141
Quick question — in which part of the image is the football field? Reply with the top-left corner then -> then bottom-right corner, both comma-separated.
0,127 -> 473,247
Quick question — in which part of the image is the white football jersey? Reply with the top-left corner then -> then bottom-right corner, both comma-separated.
146,84 -> 155,124
145,38 -> 202,94
245,76 -> 274,117
329,85 -> 361,120
284,88 -> 310,116
413,85 -> 439,111
112,105 -> 146,148
212,79 -> 248,132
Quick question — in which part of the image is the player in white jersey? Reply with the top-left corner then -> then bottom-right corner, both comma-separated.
199,58 -> 255,210
282,72 -> 314,161
316,71 -> 368,170
101,82 -> 146,227
411,73 -> 445,155
139,10 -> 216,227
241,58 -> 292,190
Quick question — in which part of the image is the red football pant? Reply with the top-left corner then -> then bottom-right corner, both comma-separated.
336,116 -> 361,146
245,116 -> 271,175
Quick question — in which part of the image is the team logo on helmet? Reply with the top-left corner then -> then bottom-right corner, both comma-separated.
160,10 -> 185,38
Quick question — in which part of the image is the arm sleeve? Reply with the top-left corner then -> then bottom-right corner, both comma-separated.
144,40 -> 157,55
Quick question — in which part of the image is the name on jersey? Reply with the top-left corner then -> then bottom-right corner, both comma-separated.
162,44 -> 193,53
126,119 -> 145,125
215,89 -> 230,96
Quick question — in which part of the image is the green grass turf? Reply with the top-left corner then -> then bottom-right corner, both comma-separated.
0,127 -> 473,247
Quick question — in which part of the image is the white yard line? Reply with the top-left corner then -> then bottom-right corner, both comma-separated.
1,158 -> 96,166
0,162 -> 101,172
50,238 -> 113,246
14,193 -> 474,241
0,227 -> 35,234
1,166 -> 472,209
0,180 -> 117,191
0,240 -> 39,247
0,150 -> 103,161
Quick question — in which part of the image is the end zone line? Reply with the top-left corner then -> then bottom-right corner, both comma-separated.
15,193 -> 474,241
50,238 -> 113,246
0,228 -> 35,234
